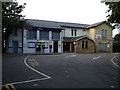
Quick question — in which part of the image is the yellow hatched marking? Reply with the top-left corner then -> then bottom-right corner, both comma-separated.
5,85 -> 10,90
5,84 -> 16,90
30,61 -> 39,66
28,58 -> 35,61
10,84 -> 16,90
28,58 -> 39,66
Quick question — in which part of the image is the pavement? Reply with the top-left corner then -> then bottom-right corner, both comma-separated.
2,53 -> 120,89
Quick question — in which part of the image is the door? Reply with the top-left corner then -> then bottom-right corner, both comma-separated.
54,41 -> 58,53
72,43 -> 74,52
63,42 -> 70,52
13,41 -> 18,53
36,44 -> 41,53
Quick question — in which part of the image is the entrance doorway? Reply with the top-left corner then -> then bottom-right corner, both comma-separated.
36,42 -> 45,53
63,42 -> 70,52
54,41 -> 58,53
72,43 -> 74,52
13,41 -> 18,53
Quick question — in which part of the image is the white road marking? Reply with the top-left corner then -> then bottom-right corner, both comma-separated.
64,55 -> 76,58
6,78 -> 50,85
5,56 -> 51,85
111,55 -> 120,68
93,56 -> 101,59
24,56 -> 51,78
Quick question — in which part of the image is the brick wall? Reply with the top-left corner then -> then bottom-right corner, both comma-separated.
76,38 -> 95,53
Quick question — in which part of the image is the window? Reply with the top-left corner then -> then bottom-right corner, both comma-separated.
105,30 -> 107,37
85,41 -> 88,49
75,29 -> 77,36
102,29 -> 107,38
40,31 -> 49,40
71,29 -> 77,36
82,41 -> 84,49
52,31 -> 60,40
27,30 -> 37,39
71,29 -> 73,36
102,29 -> 104,37
99,43 -> 101,51
101,43 -> 107,51
105,43 -> 107,51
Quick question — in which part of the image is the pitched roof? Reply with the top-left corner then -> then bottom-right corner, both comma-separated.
60,22 -> 89,28
25,19 -> 62,29
87,21 -> 106,28
63,35 -> 95,42
25,19 -> 90,29
25,19 -> 109,29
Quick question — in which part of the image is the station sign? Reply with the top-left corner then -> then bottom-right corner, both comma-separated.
96,34 -> 101,39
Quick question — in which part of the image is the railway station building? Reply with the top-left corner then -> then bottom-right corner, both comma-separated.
6,19 -> 113,53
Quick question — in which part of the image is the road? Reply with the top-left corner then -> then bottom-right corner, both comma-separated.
2,53 -> 120,89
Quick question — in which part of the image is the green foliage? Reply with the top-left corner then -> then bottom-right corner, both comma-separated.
113,41 -> 120,44
113,33 -> 120,41
105,2 -> 120,27
2,2 -> 26,40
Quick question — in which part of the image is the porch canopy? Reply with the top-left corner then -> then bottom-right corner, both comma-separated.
63,35 -> 95,42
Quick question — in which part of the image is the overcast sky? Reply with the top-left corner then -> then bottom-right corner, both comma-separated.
17,0 -> 118,37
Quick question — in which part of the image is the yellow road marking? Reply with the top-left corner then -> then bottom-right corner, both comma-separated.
10,84 -> 16,90
28,58 -> 39,66
4,84 -> 16,90
5,85 -> 10,90
28,58 -> 35,61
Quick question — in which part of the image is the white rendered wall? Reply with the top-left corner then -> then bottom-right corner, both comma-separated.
6,28 -> 23,53
64,28 -> 87,37
23,29 -> 63,53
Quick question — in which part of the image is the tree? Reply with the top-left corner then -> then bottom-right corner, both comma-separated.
105,2 -> 120,28
113,33 -> 120,52
2,2 -> 26,52
114,33 -> 120,41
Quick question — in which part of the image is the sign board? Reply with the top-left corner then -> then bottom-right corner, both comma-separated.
36,42 -> 48,48
41,43 -> 45,45
28,42 -> 35,48
96,35 -> 101,39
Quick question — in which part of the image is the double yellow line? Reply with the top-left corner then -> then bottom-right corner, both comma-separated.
3,84 -> 16,90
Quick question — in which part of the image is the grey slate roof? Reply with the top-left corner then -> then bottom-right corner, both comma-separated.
60,22 -> 89,28
25,19 -> 90,29
25,19 -> 107,29
87,21 -> 106,28
25,19 -> 62,29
